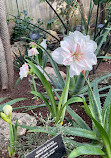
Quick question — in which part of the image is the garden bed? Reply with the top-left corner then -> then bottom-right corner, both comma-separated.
0,60 -> 111,158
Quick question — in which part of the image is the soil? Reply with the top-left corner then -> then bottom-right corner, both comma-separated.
0,61 -> 111,158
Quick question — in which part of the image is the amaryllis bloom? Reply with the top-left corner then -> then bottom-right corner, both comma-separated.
40,39 -> 47,50
52,31 -> 97,77
19,63 -> 29,79
28,48 -> 39,56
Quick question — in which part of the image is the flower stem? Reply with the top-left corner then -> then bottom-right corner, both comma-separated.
45,0 -> 68,34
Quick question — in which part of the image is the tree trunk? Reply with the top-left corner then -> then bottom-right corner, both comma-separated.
0,37 -> 8,90
0,0 -> 14,90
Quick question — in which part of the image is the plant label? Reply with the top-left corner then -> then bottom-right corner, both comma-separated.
26,134 -> 66,158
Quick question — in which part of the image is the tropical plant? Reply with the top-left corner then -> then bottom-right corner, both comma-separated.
12,0 -> 111,98
69,80 -> 111,157
10,10 -> 34,42
19,81 -> 111,157
22,59 -> 83,123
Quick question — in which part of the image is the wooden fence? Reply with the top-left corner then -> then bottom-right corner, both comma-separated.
5,0 -> 96,26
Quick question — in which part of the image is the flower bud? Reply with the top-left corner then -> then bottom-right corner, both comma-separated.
0,112 -> 11,124
3,105 -> 12,119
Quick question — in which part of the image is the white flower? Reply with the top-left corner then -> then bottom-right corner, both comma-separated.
3,105 -> 12,117
52,31 -> 97,77
41,39 -> 47,50
28,48 -> 39,56
29,42 -> 37,48
19,63 -> 29,79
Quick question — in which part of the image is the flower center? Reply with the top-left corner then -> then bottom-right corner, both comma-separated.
72,43 -> 84,61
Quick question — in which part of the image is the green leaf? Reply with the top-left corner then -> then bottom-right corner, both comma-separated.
69,145 -> 105,158
84,99 -> 111,158
31,91 -> 53,116
109,105 -> 111,144
103,88 -> 111,113
0,97 -> 7,103
93,0 -> 99,5
97,56 -> 111,60
18,124 -> 56,136
27,60 -> 57,117
57,70 -> 70,122
72,73 -> 86,95
59,97 -> 83,122
66,105 -> 90,130
95,29 -> 110,56
0,98 -> 26,111
80,73 -> 111,94
61,126 -> 98,140
14,77 -> 21,88
87,80 -> 103,125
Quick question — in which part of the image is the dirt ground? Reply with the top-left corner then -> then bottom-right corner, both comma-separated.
0,61 -> 111,158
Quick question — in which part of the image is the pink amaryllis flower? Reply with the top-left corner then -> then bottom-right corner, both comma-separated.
52,31 -> 97,77
28,48 -> 39,56
19,63 -> 29,79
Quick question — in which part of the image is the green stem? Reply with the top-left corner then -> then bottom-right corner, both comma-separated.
95,16 -> 111,39
56,68 -> 70,122
9,123 -> 15,156
31,76 -> 37,92
94,1 -> 100,40
45,0 -> 68,33
16,0 -> 20,16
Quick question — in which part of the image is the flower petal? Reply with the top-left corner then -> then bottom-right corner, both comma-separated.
52,47 -> 65,64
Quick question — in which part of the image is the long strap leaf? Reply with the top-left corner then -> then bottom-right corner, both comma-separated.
83,99 -> 111,158
57,70 -> 70,122
0,98 -> 27,111
27,60 -> 57,117
31,91 -> 53,116
45,0 -> 68,33
66,105 -> 90,130
69,145 -> 105,158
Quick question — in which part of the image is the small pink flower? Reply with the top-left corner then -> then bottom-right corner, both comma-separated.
19,63 -> 29,79
52,31 -> 97,77
28,48 -> 39,56
29,42 -> 37,48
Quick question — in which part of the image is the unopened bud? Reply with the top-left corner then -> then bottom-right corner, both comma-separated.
3,105 -> 12,119
0,112 -> 11,124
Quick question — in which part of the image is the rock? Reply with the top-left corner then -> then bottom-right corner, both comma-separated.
11,41 -> 27,60
28,66 -> 66,85
46,30 -> 60,44
44,66 -> 66,82
0,112 -> 37,149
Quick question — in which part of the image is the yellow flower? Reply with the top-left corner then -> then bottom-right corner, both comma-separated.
61,122 -> 63,126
